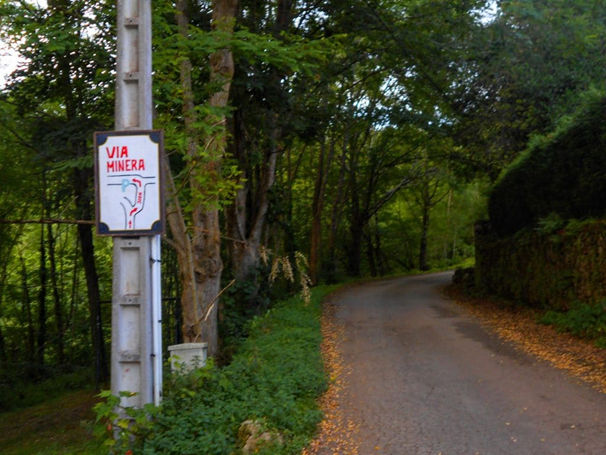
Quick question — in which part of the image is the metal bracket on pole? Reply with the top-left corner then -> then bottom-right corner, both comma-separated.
112,0 -> 162,408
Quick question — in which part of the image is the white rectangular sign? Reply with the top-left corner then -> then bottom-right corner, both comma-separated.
94,131 -> 165,236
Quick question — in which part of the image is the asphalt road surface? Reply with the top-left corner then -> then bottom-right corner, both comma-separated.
324,272 -> 606,455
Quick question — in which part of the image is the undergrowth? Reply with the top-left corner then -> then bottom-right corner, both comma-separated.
538,301 -> 606,348
95,284 -> 339,455
0,368 -> 95,412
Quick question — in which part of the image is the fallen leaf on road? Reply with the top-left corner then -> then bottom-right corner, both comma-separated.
446,285 -> 606,394
303,293 -> 360,455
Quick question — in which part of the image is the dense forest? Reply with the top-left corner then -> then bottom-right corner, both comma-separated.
1,0 -> 605,408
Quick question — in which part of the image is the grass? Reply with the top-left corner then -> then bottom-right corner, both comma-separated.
92,285 -> 342,455
149,286 -> 338,454
0,388 -> 104,455
1,286 -> 342,455
0,368 -> 96,412
454,256 -> 475,269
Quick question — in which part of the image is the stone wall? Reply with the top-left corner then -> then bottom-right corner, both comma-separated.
475,220 -> 606,310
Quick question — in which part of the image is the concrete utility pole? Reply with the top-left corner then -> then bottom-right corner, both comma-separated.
111,0 -> 162,408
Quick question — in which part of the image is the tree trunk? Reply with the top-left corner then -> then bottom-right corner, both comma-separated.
365,231 -> 377,277
74,167 -> 109,385
281,148 -> 299,258
230,239 -> 259,283
309,136 -> 337,284
229,123 -> 279,284
374,215 -> 387,276
309,200 -> 323,285
20,254 -> 35,364
347,148 -> 363,277
0,317 -> 5,363
188,206 -> 222,355
348,220 -> 363,277
268,145 -> 300,275
0,228 -> 12,363
325,143 -> 349,283
47,213 -> 65,364
226,113 -> 279,287
37,224 -> 47,370
225,0 -> 292,286
171,0 -> 237,357
419,204 -> 430,271
309,140 -> 326,285
68,239 -> 80,361
0,266 -> 7,363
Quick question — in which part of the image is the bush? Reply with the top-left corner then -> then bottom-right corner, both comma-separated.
452,267 -> 475,292
489,90 -> 606,236
96,285 -> 339,455
219,275 -> 270,362
539,301 -> 606,348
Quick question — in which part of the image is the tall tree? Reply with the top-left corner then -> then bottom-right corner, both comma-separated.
0,0 -> 115,382
164,0 -> 238,356
452,0 -> 606,177
225,0 -> 304,289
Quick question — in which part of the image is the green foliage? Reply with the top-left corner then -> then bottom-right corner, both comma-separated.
93,285 -> 338,455
93,390 -> 161,455
0,368 -> 94,412
220,249 -> 314,362
219,273 -> 270,359
452,267 -> 476,293
0,0 -> 117,392
382,176 -> 485,272
489,90 -> 606,236
534,213 -> 565,235
539,301 -> 606,348
453,1 -> 606,178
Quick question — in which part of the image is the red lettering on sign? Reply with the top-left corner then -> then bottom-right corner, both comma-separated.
124,159 -> 139,171
105,159 -> 147,173
120,146 -> 128,158
106,146 -> 118,158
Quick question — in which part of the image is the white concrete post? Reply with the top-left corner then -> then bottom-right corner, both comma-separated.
111,0 -> 162,408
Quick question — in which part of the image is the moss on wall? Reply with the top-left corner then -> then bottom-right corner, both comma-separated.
475,219 -> 606,310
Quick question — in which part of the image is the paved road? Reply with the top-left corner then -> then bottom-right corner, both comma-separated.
323,272 -> 606,455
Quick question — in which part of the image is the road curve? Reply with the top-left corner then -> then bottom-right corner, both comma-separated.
321,272 -> 606,455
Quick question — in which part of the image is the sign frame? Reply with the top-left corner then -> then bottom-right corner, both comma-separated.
94,130 -> 165,236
